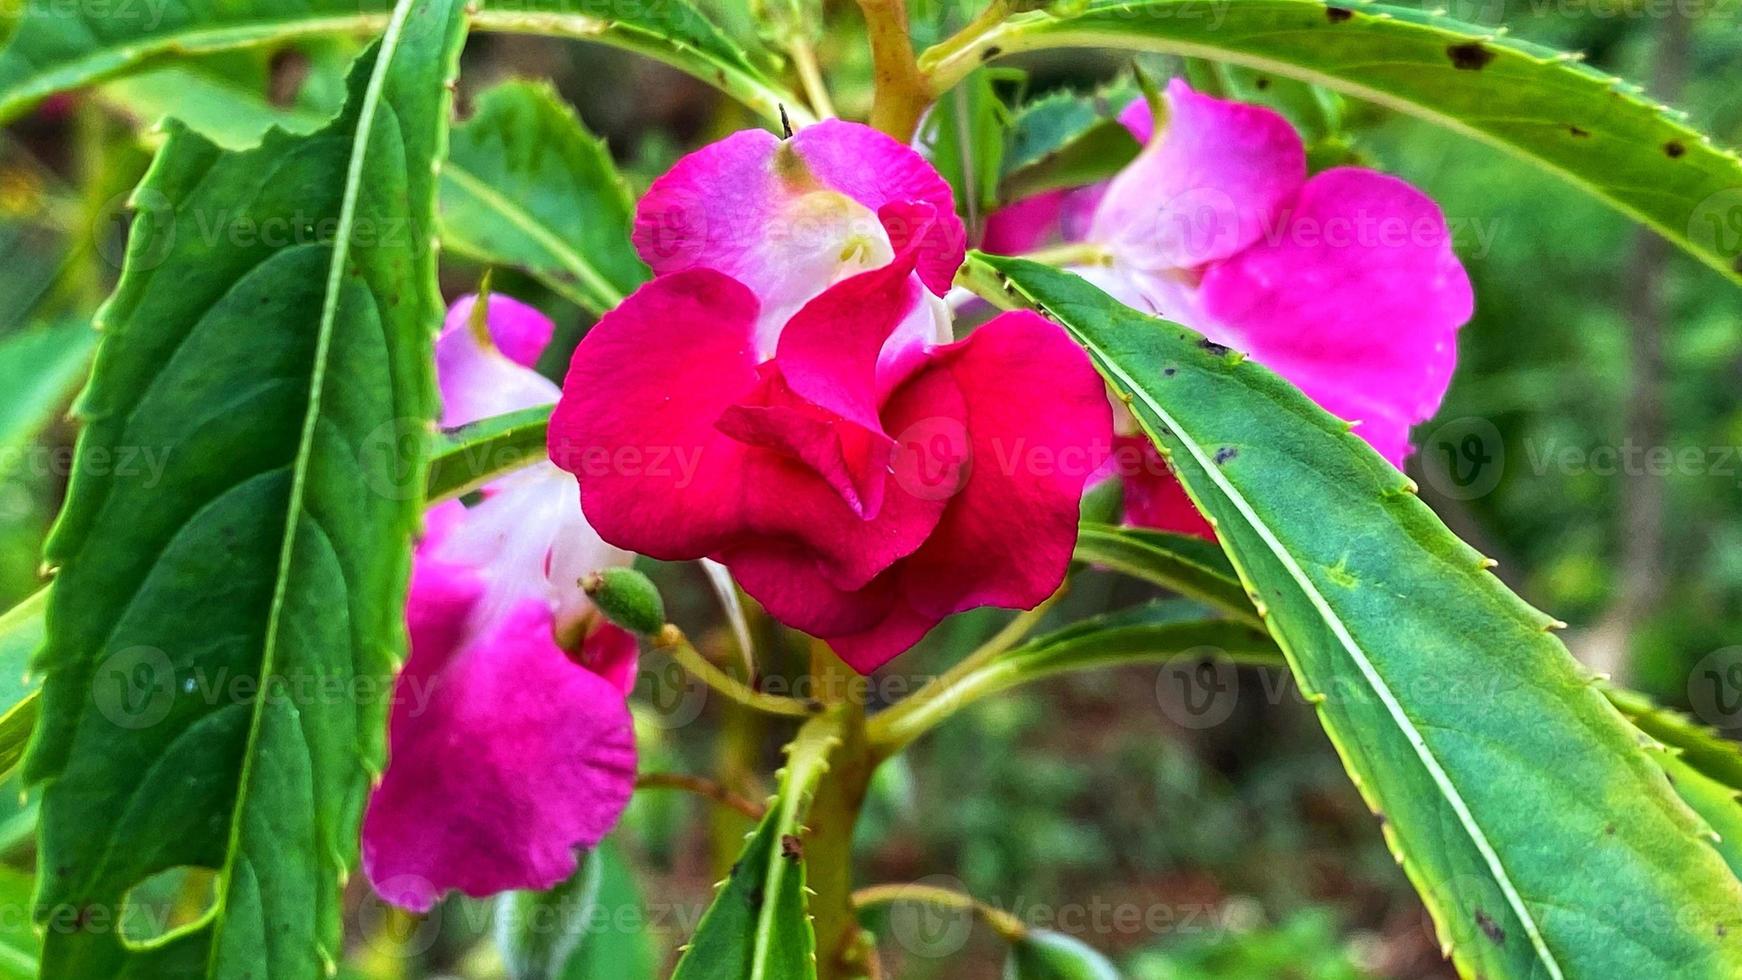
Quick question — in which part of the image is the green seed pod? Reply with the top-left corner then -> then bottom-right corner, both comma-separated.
582,567 -> 666,636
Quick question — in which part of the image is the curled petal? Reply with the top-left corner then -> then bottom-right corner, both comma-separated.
1197,167 -> 1473,464
363,569 -> 636,912
1090,79 -> 1305,270
896,311 -> 1114,619
437,294 -> 560,427
549,270 -> 762,561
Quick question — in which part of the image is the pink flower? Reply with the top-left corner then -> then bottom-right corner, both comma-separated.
987,80 -> 1473,539
362,295 -> 638,912
550,121 -> 1113,673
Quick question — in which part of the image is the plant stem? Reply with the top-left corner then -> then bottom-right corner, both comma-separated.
634,772 -> 765,820
789,35 -> 837,119
656,625 -> 816,718
803,641 -> 877,979
854,0 -> 931,140
852,882 -> 1028,943
1018,240 -> 1114,268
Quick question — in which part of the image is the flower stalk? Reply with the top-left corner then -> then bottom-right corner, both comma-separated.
854,0 -> 932,140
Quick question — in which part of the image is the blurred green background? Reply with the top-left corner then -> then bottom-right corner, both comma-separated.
2,1 -> 1739,976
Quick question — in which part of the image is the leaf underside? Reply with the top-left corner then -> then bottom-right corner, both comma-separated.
21,0 -> 467,975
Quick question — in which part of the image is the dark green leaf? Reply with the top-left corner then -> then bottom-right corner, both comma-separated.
441,80 -> 648,315
22,1 -> 468,975
930,1 -> 1742,284
966,253 -> 1742,979
999,82 -> 1140,203
920,68 -> 1011,223
672,707 -> 845,980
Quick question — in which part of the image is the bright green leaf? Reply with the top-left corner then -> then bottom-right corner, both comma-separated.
965,253 -> 1742,980
0,587 -> 45,781
1005,928 -> 1120,980
441,80 -> 648,315
0,0 -> 803,130
0,321 -> 95,453
22,1 -> 468,975
426,404 -> 551,503
920,68 -> 1012,224
927,0 -> 1742,284
1073,523 -> 1261,629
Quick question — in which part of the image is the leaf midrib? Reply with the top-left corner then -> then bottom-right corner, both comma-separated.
206,0 -> 417,967
1003,274 -> 1564,977
440,163 -> 623,313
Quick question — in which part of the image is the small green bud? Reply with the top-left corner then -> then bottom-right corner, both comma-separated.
1004,929 -> 1119,980
582,567 -> 666,635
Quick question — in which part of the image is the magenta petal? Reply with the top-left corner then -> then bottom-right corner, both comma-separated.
897,311 -> 1114,618
363,572 -> 636,912
878,199 -> 965,297
775,239 -> 926,434
1197,167 -> 1473,464
446,293 -> 555,369
632,120 -> 963,344
549,270 -> 761,560
716,371 -> 892,519
577,622 -> 640,697
437,295 -> 560,428
1090,80 -> 1305,269
1116,436 -> 1216,539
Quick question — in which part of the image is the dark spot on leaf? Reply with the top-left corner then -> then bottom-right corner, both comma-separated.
746,882 -> 765,909
1214,446 -> 1238,465
1325,6 -> 1354,21
1255,76 -> 1271,90
1163,367 -> 1177,377
1199,338 -> 1231,356
780,834 -> 804,861
981,45 -> 1003,62
1665,140 -> 1686,158
1604,823 -> 1616,835
1447,42 -> 1495,71
1568,125 -> 1590,138
1475,908 -> 1505,946
1719,924 -> 1729,938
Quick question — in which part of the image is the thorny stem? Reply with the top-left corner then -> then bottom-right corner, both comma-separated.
854,0 -> 931,140
634,772 -> 766,820
656,625 -> 816,718
804,641 -> 877,979
852,882 -> 1029,943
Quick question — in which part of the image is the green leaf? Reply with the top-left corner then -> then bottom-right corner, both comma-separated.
1005,928 -> 1120,980
0,587 -> 45,780
426,404 -> 551,503
1073,523 -> 1261,629
97,45 -> 357,150
0,321 -> 95,452
498,840 -> 656,979
441,80 -> 648,315
965,253 -> 1742,979
21,0 -> 468,975
999,82 -> 1140,203
1606,687 -> 1742,879
0,0 -> 803,130
927,0 -> 1742,285
0,864 -> 38,979
672,707 -> 845,980
919,68 -> 1012,224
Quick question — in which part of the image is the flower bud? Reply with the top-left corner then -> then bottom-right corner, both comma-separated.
581,568 -> 666,636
